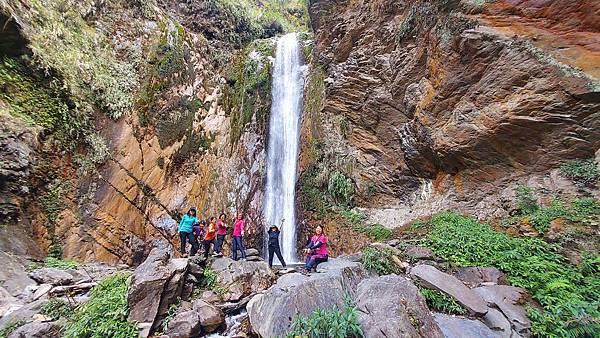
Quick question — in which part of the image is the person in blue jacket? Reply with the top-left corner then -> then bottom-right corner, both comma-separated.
178,207 -> 199,257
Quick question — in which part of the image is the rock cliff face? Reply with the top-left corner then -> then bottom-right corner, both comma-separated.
0,0 -> 306,264
303,0 -> 599,224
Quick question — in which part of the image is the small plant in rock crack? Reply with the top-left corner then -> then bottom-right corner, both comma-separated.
162,300 -> 180,333
41,298 -> 75,320
202,267 -> 218,288
361,247 -> 401,275
419,288 -> 467,315
0,319 -> 27,338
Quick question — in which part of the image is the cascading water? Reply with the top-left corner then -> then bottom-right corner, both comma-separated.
263,33 -> 304,263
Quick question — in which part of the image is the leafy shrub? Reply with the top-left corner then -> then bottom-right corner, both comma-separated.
41,298 -> 74,320
560,159 -> 599,186
62,273 -> 137,338
339,209 -> 367,225
516,185 -> 538,214
526,199 -> 568,234
361,247 -> 401,275
355,224 -> 392,241
287,297 -> 363,338
419,288 -> 467,315
569,198 -> 600,222
328,171 -> 355,207
202,267 -> 218,289
424,212 -> 600,337
44,257 -> 78,270
47,243 -> 63,259
0,319 -> 27,338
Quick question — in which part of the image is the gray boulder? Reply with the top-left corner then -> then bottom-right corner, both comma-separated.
193,299 -> 225,333
405,246 -> 434,260
166,310 -> 201,338
8,321 -> 62,338
247,259 -> 366,337
28,268 -> 73,286
454,267 -> 507,287
482,308 -> 512,338
0,286 -> 22,318
434,313 -> 501,338
355,275 -> 443,338
210,257 -> 275,301
473,285 -> 530,334
245,248 -> 260,257
0,252 -> 36,298
0,299 -> 46,330
127,244 -> 188,337
410,264 -> 488,316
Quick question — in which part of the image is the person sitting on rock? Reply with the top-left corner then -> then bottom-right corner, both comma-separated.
303,224 -> 328,272
178,207 -> 199,257
213,213 -> 228,257
203,217 -> 217,259
232,212 -> 247,261
267,225 -> 286,268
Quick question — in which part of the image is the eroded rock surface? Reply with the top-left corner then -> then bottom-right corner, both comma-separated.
355,275 -> 443,338
410,264 -> 488,316
127,244 -> 189,337
247,259 -> 366,337
210,257 -> 275,302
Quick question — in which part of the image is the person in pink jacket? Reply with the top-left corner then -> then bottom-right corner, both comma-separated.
213,213 -> 228,257
231,212 -> 247,261
303,224 -> 329,272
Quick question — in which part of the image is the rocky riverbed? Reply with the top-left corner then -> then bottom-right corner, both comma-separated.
1,238 -> 535,338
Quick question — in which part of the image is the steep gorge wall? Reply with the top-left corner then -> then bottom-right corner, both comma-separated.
0,0 -> 306,264
301,0 -> 599,226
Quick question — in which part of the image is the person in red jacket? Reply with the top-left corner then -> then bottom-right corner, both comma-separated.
213,213 -> 228,257
203,217 -> 217,259
231,213 -> 247,261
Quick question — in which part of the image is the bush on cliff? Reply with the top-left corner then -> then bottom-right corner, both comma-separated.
62,273 -> 137,338
423,212 -> 599,337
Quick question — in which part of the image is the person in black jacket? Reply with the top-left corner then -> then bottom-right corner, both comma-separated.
267,225 -> 286,268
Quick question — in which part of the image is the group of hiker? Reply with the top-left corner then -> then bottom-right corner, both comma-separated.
177,207 -> 247,261
178,207 -> 329,272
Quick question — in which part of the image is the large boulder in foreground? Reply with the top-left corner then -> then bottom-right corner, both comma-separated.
410,264 -> 488,316
247,259 -> 366,338
210,257 -> 275,301
7,321 -> 62,338
193,299 -> 225,333
127,244 -> 188,337
355,275 -> 443,338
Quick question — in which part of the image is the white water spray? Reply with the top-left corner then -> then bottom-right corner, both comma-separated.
263,33 -> 304,263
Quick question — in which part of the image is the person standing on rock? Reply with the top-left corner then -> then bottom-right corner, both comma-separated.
178,207 -> 199,257
232,213 -> 247,261
213,213 -> 228,257
203,217 -> 217,259
303,224 -> 328,272
267,225 -> 286,268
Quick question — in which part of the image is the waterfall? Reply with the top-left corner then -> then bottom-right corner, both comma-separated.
263,33 -> 304,263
